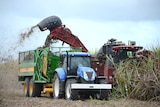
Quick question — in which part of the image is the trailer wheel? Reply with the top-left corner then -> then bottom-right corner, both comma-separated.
49,93 -> 53,97
53,74 -> 62,99
24,77 -> 30,97
29,78 -> 41,97
65,79 -> 78,100
96,79 -> 108,100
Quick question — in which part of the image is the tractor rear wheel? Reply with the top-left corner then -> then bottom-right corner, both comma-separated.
29,78 -> 42,97
96,79 -> 108,100
53,74 -> 62,99
24,77 -> 30,97
65,79 -> 78,100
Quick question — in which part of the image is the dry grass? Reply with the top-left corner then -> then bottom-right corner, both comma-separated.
0,59 -> 22,92
111,46 -> 160,101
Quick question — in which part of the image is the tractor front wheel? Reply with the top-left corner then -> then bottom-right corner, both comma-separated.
65,79 -> 78,100
96,79 -> 109,100
53,74 -> 62,99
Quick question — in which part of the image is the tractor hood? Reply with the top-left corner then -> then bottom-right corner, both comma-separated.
77,66 -> 96,82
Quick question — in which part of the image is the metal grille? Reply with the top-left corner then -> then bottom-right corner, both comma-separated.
86,72 -> 93,79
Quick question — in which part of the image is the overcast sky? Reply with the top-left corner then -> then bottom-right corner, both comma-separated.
0,0 -> 160,58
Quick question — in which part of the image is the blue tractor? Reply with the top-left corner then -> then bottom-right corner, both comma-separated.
53,51 -> 112,100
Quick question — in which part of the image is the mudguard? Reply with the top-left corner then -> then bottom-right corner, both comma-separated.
55,68 -> 66,80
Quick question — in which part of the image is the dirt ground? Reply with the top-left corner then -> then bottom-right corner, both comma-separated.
0,60 -> 159,107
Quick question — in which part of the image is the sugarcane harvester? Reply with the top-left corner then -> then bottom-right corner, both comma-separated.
18,16 -> 112,100
91,38 -> 144,84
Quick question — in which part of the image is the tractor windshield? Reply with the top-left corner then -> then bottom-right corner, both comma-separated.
71,56 -> 91,67
69,56 -> 91,75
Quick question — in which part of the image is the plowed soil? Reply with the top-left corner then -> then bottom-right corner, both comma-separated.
0,60 -> 159,107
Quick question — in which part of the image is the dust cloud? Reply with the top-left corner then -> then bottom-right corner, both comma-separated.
19,25 -> 38,44
0,25 -> 39,62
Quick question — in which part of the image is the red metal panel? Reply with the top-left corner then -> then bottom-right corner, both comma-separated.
49,26 -> 88,52
112,46 -> 143,51
91,57 -> 114,84
104,65 -> 114,83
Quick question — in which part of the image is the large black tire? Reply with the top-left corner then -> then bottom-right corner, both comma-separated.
53,74 -> 63,99
49,93 -> 53,97
96,79 -> 108,100
65,79 -> 78,100
38,16 -> 62,31
29,78 -> 42,97
24,77 -> 30,97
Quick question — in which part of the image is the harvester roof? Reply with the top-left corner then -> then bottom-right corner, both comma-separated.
112,45 -> 143,51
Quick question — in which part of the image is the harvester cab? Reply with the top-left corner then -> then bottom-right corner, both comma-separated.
97,39 -> 143,63
112,41 -> 143,63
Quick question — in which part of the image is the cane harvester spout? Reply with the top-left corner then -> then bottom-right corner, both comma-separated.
38,16 -> 62,31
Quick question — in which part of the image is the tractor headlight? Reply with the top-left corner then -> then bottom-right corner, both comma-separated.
83,71 -> 89,81
91,72 -> 96,81
83,71 -> 96,81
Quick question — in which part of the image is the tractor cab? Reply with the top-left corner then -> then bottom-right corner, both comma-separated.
61,52 -> 96,82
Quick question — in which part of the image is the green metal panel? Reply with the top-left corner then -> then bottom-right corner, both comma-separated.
34,80 -> 47,83
18,72 -> 34,81
46,54 -> 60,83
51,55 -> 60,71
69,47 -> 82,52
19,60 -> 35,67
18,72 -> 34,76
18,51 -> 35,81
33,47 -> 49,83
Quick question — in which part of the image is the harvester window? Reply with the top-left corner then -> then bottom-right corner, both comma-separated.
114,50 -> 128,63
118,50 -> 127,61
127,51 -> 133,58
